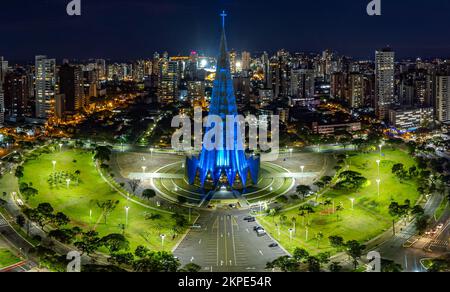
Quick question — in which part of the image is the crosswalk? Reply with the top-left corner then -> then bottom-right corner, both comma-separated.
0,218 -> 8,227
429,240 -> 449,250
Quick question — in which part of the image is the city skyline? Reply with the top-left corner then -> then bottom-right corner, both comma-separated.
2,0 -> 450,62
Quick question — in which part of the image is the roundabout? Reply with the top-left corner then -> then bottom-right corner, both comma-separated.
110,150 -> 329,209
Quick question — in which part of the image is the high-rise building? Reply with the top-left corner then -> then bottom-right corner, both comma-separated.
4,69 -> 30,121
229,50 -> 237,74
35,55 -> 56,119
158,60 -> 179,105
347,73 -> 364,108
241,51 -> 251,71
435,75 -> 450,123
0,56 -> 8,125
375,48 -> 395,120
187,81 -> 206,108
59,63 -> 85,116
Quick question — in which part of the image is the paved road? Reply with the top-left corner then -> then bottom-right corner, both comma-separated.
375,194 -> 448,271
174,209 -> 287,272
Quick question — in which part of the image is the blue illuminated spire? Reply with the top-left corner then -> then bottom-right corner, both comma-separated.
186,11 -> 260,189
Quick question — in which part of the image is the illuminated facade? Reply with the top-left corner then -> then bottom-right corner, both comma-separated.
186,13 -> 260,189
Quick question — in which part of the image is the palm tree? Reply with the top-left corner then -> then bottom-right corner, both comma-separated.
291,217 -> 297,234
316,232 -> 324,248
75,170 -> 81,185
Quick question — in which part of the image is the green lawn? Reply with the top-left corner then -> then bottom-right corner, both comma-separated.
259,148 -> 421,255
0,249 -> 21,269
21,149 -> 185,252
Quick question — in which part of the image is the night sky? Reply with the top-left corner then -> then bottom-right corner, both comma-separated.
1,0 -> 450,62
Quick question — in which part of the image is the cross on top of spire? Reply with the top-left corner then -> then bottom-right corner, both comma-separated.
220,10 -> 227,29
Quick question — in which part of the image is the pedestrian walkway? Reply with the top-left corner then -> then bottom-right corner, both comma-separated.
0,218 -> 8,227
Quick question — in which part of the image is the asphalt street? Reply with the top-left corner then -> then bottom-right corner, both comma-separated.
174,209 -> 287,272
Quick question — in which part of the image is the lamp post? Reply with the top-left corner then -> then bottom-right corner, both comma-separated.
125,206 -> 130,227
305,227 -> 309,241
150,148 -> 154,157
160,234 -> 166,250
301,165 -> 305,184
59,143 -> 63,152
379,144 -> 383,158
89,209 -> 92,226
142,166 -> 147,174
289,228 -> 294,242
289,148 -> 293,158
376,160 -> 381,177
376,179 -> 381,197
66,179 -> 71,189
350,198 -> 355,210
52,161 -> 56,172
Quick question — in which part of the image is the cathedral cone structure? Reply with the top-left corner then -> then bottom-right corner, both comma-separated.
186,12 -> 260,189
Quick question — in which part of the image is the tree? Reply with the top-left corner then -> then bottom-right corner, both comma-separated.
16,215 -> 26,228
101,234 -> 130,254
74,170 -> 81,185
299,205 -> 315,225
345,240 -> 366,270
335,171 -> 367,190
128,179 -> 141,195
172,213 -> 188,228
329,262 -> 343,272
296,185 -> 311,198
180,263 -> 202,272
52,212 -> 70,227
266,256 -> 298,272
388,202 -> 401,235
22,187 -> 38,201
307,256 -> 321,272
316,232 -> 324,248
132,251 -> 181,272
74,230 -> 101,256
109,252 -> 134,266
293,248 -> 309,263
94,146 -> 112,162
142,189 -> 157,200
381,259 -> 403,272
97,200 -> 120,225
329,235 -> 345,250
415,215 -> 430,235
15,166 -> 24,179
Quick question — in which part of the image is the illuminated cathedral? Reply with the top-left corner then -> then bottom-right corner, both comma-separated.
186,12 -> 260,190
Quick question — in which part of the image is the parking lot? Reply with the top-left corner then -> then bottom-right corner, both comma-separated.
174,209 -> 288,272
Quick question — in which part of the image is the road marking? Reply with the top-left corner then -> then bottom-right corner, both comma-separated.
0,218 -> 7,227
224,216 -> 228,266
198,239 -> 202,245
259,250 -> 264,256
230,215 -> 238,267
246,228 -> 249,233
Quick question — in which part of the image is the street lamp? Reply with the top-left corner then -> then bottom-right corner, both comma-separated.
300,165 -> 305,184
150,148 -> 154,157
125,206 -> 130,226
350,198 -> 355,210
66,179 -> 71,189
59,143 -> 63,152
160,234 -> 166,249
289,148 -> 293,158
289,228 -> 294,242
376,160 -> 381,177
379,144 -> 383,158
52,161 -> 56,172
142,166 -> 147,174
89,209 -> 92,226
305,227 -> 309,241
376,179 -> 381,197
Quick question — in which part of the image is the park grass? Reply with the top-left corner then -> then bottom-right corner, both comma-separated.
258,148 -> 421,255
0,249 -> 21,269
21,149 -> 184,252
